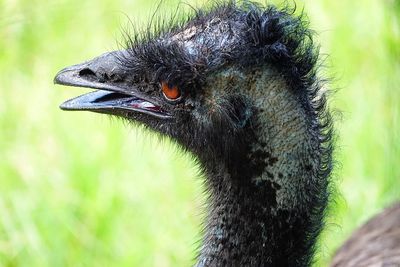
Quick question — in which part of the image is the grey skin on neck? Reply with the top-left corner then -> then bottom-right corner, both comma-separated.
55,3 -> 332,267
194,67 -> 327,266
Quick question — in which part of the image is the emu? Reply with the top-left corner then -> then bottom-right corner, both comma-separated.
55,2 -> 400,266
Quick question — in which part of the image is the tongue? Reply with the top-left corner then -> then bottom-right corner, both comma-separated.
129,99 -> 163,113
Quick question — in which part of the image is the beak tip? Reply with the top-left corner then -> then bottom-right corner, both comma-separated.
54,74 -> 61,85
53,67 -> 71,86
59,99 -> 74,111
59,102 -> 67,110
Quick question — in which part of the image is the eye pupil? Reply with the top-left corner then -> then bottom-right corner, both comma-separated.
161,81 -> 181,100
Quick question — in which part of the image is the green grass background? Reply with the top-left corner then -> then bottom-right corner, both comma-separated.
0,0 -> 399,266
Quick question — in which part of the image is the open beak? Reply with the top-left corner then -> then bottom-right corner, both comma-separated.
54,51 -> 171,119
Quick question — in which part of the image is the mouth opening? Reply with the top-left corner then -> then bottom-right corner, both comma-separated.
60,90 -> 170,119
92,92 -> 131,103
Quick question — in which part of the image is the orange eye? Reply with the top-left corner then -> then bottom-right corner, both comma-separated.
161,81 -> 181,101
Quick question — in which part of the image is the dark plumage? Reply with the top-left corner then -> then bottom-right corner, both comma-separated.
54,1 -> 398,266
55,2 -> 331,266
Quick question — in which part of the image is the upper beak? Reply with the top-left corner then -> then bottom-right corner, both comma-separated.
54,51 -> 171,119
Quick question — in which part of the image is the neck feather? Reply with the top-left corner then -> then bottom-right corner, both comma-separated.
196,68 -> 331,266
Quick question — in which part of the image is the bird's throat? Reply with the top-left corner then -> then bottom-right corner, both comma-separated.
195,68 -> 329,266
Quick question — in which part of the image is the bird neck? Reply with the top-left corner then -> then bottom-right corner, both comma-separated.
196,68 -> 330,266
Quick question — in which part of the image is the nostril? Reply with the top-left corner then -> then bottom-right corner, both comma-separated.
79,68 -> 96,77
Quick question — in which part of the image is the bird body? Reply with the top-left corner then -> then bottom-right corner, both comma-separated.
331,203 -> 400,267
54,1 -> 398,266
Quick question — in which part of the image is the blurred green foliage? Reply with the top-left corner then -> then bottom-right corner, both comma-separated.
0,0 -> 399,266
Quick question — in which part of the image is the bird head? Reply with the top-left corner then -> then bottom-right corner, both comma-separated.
55,3 -> 320,178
